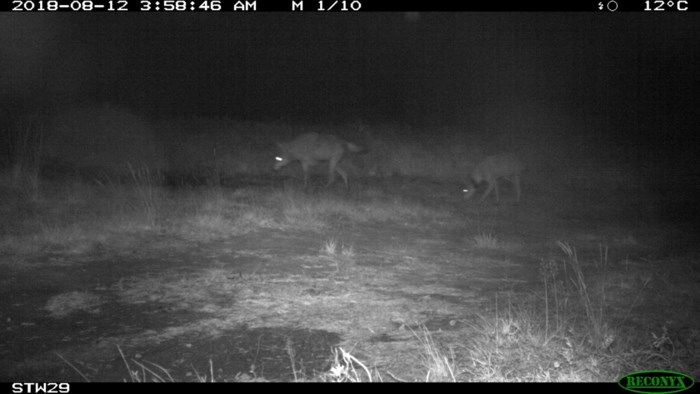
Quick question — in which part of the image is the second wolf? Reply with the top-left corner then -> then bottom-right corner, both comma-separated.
274,132 -> 363,188
463,153 -> 524,203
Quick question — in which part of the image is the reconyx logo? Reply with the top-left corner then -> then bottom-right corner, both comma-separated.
618,370 -> 695,394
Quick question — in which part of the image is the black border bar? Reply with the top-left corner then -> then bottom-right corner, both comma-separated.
2,0 -> 692,12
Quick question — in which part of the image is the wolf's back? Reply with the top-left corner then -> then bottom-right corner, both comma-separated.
473,153 -> 523,181
285,133 -> 361,160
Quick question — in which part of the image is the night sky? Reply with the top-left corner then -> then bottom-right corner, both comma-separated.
1,13 -> 699,174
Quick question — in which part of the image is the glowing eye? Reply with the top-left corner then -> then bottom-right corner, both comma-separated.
275,157 -> 283,162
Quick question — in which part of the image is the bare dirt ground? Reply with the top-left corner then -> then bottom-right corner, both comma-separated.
1,176 -> 698,382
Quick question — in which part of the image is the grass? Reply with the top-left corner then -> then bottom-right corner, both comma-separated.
2,165 -> 696,381
58,346 -> 219,382
409,324 -> 457,382
322,238 -> 338,255
324,347 -> 376,382
126,163 -> 162,228
2,111 -> 696,381
556,241 -> 614,350
473,232 -> 499,249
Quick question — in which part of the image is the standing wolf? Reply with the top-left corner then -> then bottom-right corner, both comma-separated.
274,132 -> 363,188
463,153 -> 524,203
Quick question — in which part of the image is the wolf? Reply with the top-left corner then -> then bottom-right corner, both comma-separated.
463,153 -> 523,203
274,132 -> 363,188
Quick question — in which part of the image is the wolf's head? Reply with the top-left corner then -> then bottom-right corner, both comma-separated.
463,170 -> 484,200
274,142 -> 291,171
462,181 -> 477,200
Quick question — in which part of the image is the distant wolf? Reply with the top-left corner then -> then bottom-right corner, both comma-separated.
463,153 -> 523,203
274,132 -> 363,188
